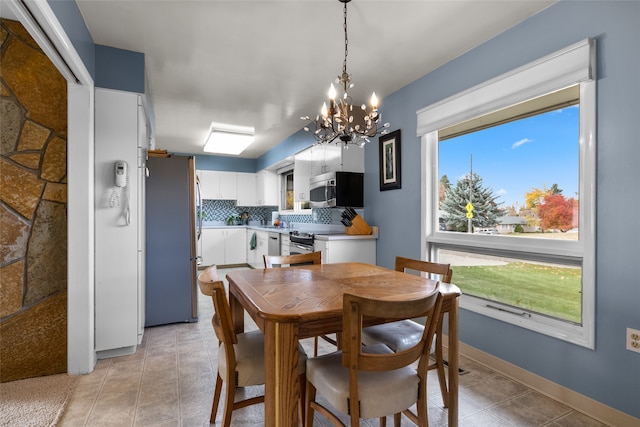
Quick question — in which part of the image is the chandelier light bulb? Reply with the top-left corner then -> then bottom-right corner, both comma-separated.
328,84 -> 337,100
370,92 -> 379,108
321,102 -> 329,118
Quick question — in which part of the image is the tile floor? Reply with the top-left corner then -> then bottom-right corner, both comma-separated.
59,267 -> 608,427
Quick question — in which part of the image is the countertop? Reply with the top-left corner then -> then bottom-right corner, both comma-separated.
201,223 -> 378,239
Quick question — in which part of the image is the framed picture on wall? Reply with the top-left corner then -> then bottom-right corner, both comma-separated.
379,129 -> 401,191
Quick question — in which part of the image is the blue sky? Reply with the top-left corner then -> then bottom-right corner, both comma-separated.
438,106 -> 579,209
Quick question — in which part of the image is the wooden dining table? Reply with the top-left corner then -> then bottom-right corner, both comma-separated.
227,262 -> 461,426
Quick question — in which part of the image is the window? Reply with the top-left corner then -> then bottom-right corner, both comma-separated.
281,169 -> 294,210
418,39 -> 596,348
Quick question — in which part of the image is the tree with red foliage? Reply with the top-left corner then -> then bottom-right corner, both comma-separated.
538,194 -> 577,232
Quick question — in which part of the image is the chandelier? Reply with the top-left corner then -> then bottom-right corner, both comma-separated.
301,0 -> 389,147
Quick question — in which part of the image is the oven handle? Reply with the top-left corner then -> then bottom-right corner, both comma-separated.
291,243 -> 313,252
325,181 -> 329,204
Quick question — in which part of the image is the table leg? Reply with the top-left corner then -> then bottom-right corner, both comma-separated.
263,320 -> 300,427
448,297 -> 459,426
229,291 -> 245,334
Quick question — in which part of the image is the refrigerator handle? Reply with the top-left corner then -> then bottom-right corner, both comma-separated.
196,176 -> 202,240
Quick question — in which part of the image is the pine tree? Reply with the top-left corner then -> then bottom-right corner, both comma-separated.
439,175 -> 452,207
441,172 -> 505,232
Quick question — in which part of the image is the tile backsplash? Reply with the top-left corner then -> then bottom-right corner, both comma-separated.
201,200 -> 335,224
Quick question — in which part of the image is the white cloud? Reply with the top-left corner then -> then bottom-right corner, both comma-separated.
512,138 -> 532,149
497,188 -> 508,196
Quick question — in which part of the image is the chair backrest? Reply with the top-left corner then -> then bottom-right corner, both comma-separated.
395,256 -> 453,283
263,251 -> 322,268
341,289 -> 443,416
197,265 -> 237,347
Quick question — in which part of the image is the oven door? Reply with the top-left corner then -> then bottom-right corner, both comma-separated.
288,242 -> 314,256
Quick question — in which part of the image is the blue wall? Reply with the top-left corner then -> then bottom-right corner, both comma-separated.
194,155 -> 256,172
95,45 -> 145,93
255,129 -> 315,171
364,1 -> 639,418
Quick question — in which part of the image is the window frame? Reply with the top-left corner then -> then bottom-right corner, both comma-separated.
418,39 -> 596,348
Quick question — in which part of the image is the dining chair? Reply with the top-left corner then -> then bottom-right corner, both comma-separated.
304,288 -> 443,427
263,251 -> 337,356
263,251 -> 322,268
360,256 -> 453,408
197,265 -> 307,426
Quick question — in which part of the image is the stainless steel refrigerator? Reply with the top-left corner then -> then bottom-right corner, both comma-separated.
145,155 -> 199,326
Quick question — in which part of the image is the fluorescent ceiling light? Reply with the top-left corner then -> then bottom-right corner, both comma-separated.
203,124 -> 254,155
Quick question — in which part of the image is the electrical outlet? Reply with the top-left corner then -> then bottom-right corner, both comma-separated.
627,328 -> 640,353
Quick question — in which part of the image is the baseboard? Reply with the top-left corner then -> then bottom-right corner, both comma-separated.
96,345 -> 137,360
447,337 -> 639,426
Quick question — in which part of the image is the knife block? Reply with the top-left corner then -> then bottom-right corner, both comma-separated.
345,215 -> 373,235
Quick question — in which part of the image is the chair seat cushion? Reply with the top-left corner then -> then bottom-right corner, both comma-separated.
361,320 -> 424,352
219,330 -> 307,387
306,344 -> 419,419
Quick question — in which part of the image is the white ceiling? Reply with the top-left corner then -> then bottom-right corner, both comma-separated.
74,0 -> 555,159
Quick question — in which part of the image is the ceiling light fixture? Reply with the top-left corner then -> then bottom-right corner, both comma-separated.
301,0 -> 389,147
203,124 -> 255,155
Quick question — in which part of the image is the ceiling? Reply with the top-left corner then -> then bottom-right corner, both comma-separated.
74,0 -> 555,159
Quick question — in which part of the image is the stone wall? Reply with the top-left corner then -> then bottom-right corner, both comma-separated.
0,18 -> 68,382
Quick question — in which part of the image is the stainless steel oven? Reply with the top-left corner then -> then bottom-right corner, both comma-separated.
289,231 -> 314,255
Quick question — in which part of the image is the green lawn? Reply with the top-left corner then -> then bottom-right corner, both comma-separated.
452,262 -> 582,323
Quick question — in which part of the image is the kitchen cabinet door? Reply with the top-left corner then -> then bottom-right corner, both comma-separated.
280,234 -> 290,256
315,239 -> 376,264
225,228 -> 246,264
310,144 -> 342,176
293,150 -> 311,208
237,172 -> 257,206
197,170 -> 237,200
256,231 -> 269,266
340,144 -> 365,172
219,172 -> 237,200
201,229 -> 225,266
310,144 -> 364,175
247,229 -> 267,268
256,170 -> 278,206
198,170 -> 219,200
246,230 -> 256,267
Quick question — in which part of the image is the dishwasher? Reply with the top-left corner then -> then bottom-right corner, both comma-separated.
267,232 -> 281,256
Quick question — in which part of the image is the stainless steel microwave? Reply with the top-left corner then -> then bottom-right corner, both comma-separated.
309,171 -> 364,208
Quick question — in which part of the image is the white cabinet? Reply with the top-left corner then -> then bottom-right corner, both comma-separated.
201,229 -> 225,266
308,144 -> 365,177
225,228 -> 246,264
293,150 -> 312,208
247,230 -> 257,267
281,234 -> 290,256
247,229 -> 268,268
314,238 -> 376,265
256,170 -> 278,206
198,170 -> 237,200
237,172 -> 257,206
236,171 -> 277,206
340,144 -> 365,173
202,228 -> 246,266
310,144 -> 341,176
95,88 -> 147,356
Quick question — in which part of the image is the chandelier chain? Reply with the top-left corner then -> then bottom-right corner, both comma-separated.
343,0 -> 348,79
